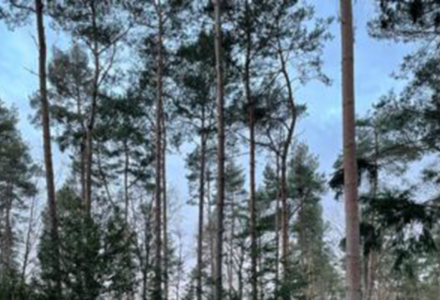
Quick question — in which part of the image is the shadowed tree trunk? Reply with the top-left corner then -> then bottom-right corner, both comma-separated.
35,0 -> 61,295
213,0 -> 226,299
276,35 -> 297,295
153,0 -> 164,299
340,0 -> 362,299
1,185 -> 13,274
244,1 -> 258,298
85,0 -> 100,215
162,111 -> 169,300
197,108 -> 207,300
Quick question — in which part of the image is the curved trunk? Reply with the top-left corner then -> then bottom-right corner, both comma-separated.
35,0 -> 61,295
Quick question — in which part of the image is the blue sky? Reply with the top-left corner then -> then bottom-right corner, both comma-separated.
0,1 -> 416,247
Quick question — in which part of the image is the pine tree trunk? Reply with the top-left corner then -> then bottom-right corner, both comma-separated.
22,194 -> 37,281
162,112 -> 169,300
85,0 -> 100,215
1,186 -> 13,273
245,0 -> 258,297
196,109 -> 207,300
280,155 -> 289,285
213,0 -> 226,299
153,0 -> 164,298
124,140 -> 130,223
35,0 -> 61,295
143,201 -> 154,300
228,193 -> 236,299
276,35 -> 297,292
208,169 -> 216,298
274,155 -> 281,300
80,140 -> 87,201
366,128 -> 380,300
340,0 -> 362,299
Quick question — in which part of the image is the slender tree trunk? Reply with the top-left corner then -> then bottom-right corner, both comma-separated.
366,128 -> 380,300
143,201 -> 154,300
2,188 -> 13,273
153,1 -> 164,298
197,109 -> 207,300
274,155 -> 281,300
276,35 -> 297,291
280,154 -> 289,286
124,140 -> 130,223
22,194 -> 37,281
340,1 -> 362,299
80,140 -> 87,201
85,0 -> 100,215
207,169 -> 216,298
35,0 -> 61,295
162,113 -> 169,300
244,1 -> 258,297
213,0 -> 226,299
227,193 -> 236,299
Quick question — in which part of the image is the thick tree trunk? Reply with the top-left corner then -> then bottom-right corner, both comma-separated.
196,110 -> 207,300
213,1 -> 226,300
153,1 -> 164,298
35,0 -> 61,295
340,1 -> 362,299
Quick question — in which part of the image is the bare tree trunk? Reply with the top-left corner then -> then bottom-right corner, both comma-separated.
21,194 -> 37,281
153,1 -> 164,298
197,109 -> 207,300
280,155 -> 289,278
80,140 -> 87,201
85,0 -> 101,215
124,140 -> 130,223
142,200 -> 154,300
207,169 -> 216,298
366,128 -> 380,300
340,1 -> 362,299
244,1 -> 258,297
35,0 -> 61,295
1,187 -> 13,274
274,155 -> 281,300
227,193 -> 236,299
213,1 -> 226,299
162,113 -> 169,300
276,35 -> 297,291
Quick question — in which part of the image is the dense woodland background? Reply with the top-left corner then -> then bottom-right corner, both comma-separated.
0,0 -> 440,300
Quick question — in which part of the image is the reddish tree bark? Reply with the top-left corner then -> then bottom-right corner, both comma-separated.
35,0 -> 61,295
340,0 -> 362,299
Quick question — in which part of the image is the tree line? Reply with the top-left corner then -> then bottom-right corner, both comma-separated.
1,0 -> 440,300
